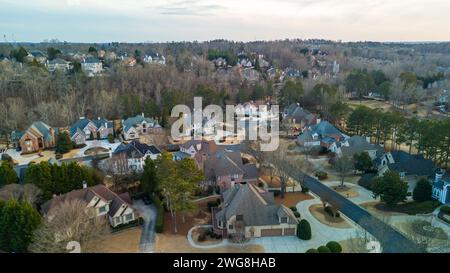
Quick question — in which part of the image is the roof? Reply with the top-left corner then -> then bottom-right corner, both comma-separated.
41,184 -> 133,218
388,151 -> 436,177
113,140 -> 161,158
30,50 -> 47,58
215,183 -> 297,226
49,58 -> 68,65
123,115 -> 157,132
23,121 -> 54,142
310,121 -> 342,137
204,151 -> 245,180
83,56 -> 101,64
173,151 -> 191,160
341,136 -> 383,157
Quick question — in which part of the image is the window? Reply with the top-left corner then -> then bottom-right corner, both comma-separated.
125,213 -> 133,221
98,206 -> 107,213
228,224 -> 234,230
236,215 -> 244,221
280,217 -> 288,224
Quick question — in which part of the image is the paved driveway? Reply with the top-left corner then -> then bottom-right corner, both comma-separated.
134,200 -> 157,253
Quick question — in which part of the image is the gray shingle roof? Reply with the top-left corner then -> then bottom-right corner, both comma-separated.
216,183 -> 297,226
123,115 -> 157,132
113,140 -> 161,158
388,151 -> 436,177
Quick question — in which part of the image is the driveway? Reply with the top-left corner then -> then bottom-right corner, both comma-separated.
134,200 -> 158,253
323,181 -> 377,204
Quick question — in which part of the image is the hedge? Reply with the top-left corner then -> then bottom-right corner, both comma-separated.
290,206 -> 297,212
317,246 -> 332,253
306,248 -> 319,253
297,219 -> 311,240
440,205 -> 450,214
154,196 -> 165,233
326,241 -> 342,253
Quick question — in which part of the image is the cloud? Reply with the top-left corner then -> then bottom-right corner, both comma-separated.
153,0 -> 226,16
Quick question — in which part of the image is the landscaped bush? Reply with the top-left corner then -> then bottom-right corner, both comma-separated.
441,206 -> 450,214
297,219 -> 311,240
198,233 -> 207,242
293,211 -> 301,218
306,248 -> 319,253
324,206 -> 340,218
55,153 -> 63,160
317,246 -> 332,253
315,171 -> 328,180
326,241 -> 342,253
290,206 -> 297,212
207,199 -> 221,209
107,134 -> 115,144
301,186 -> 310,193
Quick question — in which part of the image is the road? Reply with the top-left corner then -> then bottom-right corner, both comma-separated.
244,145 -> 423,253
278,161 -> 423,253
134,200 -> 158,253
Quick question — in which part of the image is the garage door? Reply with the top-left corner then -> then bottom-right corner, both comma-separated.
283,228 -> 296,236
261,229 -> 283,237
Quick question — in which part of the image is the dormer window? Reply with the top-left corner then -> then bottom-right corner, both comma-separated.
280,217 -> 288,224
236,215 -> 244,221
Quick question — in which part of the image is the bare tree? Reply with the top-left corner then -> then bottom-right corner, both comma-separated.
0,183 -> 42,207
334,156 -> 353,187
29,199 -> 108,253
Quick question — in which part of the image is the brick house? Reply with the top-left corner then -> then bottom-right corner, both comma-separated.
11,121 -> 56,154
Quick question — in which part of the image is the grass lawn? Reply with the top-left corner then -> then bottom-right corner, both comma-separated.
274,192 -> 314,207
332,185 -> 359,198
89,228 -> 142,253
363,201 -> 440,216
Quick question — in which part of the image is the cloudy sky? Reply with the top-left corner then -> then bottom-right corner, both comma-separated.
1,0 -> 450,42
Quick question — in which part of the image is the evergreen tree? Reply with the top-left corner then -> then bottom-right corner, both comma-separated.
372,171 -> 408,206
413,178 -> 432,202
0,160 -> 18,186
56,131 -> 73,154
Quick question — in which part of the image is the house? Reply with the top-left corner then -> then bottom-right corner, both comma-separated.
432,169 -> 450,205
284,68 -> 301,78
81,56 -> 103,76
374,151 -> 436,178
46,58 -> 70,73
41,184 -> 138,228
296,121 -> 344,149
212,183 -> 298,238
70,117 -> 114,145
143,53 -> 166,65
335,135 -> 384,159
213,57 -> 227,68
11,121 -> 56,153
112,140 -> 161,172
122,114 -> 162,140
122,56 -> 137,67
374,151 -> 436,193
283,103 -> 319,131
28,50 -> 47,64
203,151 -> 259,190
173,151 -> 191,161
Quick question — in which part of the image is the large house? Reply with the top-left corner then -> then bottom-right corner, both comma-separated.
212,183 -> 298,238
70,117 -> 114,145
112,140 -> 161,173
122,114 -> 162,140
47,58 -> 70,73
283,103 -> 319,132
432,169 -> 450,205
41,184 -> 138,228
334,135 -> 384,159
11,121 -> 56,153
28,50 -> 47,64
81,57 -> 103,76
296,121 -> 345,150
143,53 -> 166,65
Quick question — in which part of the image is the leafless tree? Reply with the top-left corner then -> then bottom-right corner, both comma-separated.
0,183 -> 42,207
29,199 -> 108,253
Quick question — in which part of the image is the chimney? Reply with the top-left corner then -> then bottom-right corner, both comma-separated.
435,169 -> 444,183
142,113 -> 145,117
98,117 -> 101,120
82,181 -> 87,189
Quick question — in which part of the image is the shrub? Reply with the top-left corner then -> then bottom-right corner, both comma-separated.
317,246 -> 332,253
293,211 -> 301,218
315,171 -> 328,180
290,206 -> 297,212
440,206 -> 450,214
326,241 -> 342,253
207,199 -> 221,209
301,186 -> 310,193
198,233 -> 207,242
306,248 -> 319,253
324,206 -> 340,218
297,219 -> 311,240
413,178 -> 432,202
1,153 -> 13,163
107,134 -> 114,143
55,153 -> 63,160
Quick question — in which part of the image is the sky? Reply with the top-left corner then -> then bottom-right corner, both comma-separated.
1,0 -> 450,43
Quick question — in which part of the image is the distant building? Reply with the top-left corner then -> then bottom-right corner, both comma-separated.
296,121 -> 345,149
81,56 -> 103,76
69,117 -> 114,145
122,114 -> 162,140
112,140 -> 161,173
46,58 -> 70,73
334,135 -> 384,159
28,50 -> 47,64
143,53 -> 166,65
283,103 -> 319,132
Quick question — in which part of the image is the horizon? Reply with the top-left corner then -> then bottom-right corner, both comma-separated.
2,0 -> 450,43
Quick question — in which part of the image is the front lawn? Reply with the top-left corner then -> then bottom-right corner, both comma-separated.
372,201 -> 440,215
